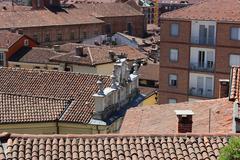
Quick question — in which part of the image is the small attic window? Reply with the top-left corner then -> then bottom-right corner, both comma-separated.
24,39 -> 29,46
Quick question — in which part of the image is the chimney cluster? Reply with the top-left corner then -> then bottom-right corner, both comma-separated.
93,59 -> 139,120
175,110 -> 194,133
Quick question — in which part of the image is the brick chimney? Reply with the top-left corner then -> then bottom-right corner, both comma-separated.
175,110 -> 194,133
219,79 -> 229,98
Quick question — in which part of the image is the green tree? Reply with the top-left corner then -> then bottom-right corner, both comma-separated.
219,137 -> 240,160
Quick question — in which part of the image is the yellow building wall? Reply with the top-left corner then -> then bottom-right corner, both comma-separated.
139,94 -> 158,106
0,119 -> 123,134
0,122 -> 58,134
58,123 -> 107,134
96,63 -> 114,75
72,64 -> 97,74
8,61 -> 60,71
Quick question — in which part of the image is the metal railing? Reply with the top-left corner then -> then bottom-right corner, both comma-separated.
190,63 -> 214,72
191,36 -> 215,46
189,87 -> 214,98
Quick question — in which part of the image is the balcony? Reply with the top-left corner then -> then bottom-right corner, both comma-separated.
191,36 -> 215,46
189,87 -> 214,98
190,62 -> 214,72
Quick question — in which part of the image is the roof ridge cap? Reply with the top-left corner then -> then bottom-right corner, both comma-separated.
8,132 -> 240,139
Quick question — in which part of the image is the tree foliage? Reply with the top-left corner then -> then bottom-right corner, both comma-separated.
219,137 -> 240,160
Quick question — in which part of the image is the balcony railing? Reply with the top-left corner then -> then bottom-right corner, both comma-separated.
189,87 -> 214,98
190,62 -> 214,72
191,36 -> 215,46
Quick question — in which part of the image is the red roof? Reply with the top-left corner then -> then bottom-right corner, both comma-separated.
161,0 -> 240,23
0,132 -> 238,160
121,98 -> 234,134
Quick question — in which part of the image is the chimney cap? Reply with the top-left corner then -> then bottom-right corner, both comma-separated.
174,110 -> 194,116
219,79 -> 229,82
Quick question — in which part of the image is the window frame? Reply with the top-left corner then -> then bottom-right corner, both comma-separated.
170,23 -> 180,37
230,27 -> 240,41
168,74 -> 178,87
168,98 -> 177,104
229,54 -> 240,67
169,48 -> 179,62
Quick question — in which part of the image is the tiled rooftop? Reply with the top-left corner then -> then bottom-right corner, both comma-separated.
0,92 -> 71,123
73,3 -> 143,17
139,64 -> 159,81
230,66 -> 240,101
0,3 -> 142,29
0,67 -> 111,123
0,8 -> 104,29
161,0 -> 240,23
10,47 -> 63,64
0,132 -> 237,160
121,98 -> 234,134
0,30 -> 23,49
50,44 -> 147,66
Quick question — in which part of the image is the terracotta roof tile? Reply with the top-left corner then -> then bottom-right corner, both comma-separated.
0,30 -> 23,49
0,133 -> 239,160
73,3 -> 143,17
230,66 -> 240,101
50,44 -> 147,66
139,64 -> 159,81
0,67 -> 111,123
10,47 -> 63,64
161,0 -> 240,23
121,98 -> 234,134
0,92 -> 71,123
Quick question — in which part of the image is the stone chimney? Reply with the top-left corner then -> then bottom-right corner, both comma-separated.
109,50 -> 116,61
53,45 -> 60,52
175,110 -> 194,133
76,46 -> 84,57
219,79 -> 229,98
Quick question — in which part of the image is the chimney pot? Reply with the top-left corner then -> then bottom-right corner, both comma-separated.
53,45 -> 60,52
175,110 -> 194,133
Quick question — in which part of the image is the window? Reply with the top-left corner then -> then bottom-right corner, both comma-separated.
65,66 -> 71,72
57,33 -> 63,41
169,49 -> 178,62
70,32 -> 75,40
33,34 -> 38,42
170,23 -> 179,37
52,67 -> 58,70
169,74 -> 177,87
45,33 -> 50,42
106,24 -> 112,34
168,98 -> 177,104
230,54 -> 240,66
127,23 -> 133,35
24,39 -> 29,46
0,53 -> 4,61
231,27 -> 240,40
83,32 -> 87,39
34,66 -> 40,69
37,0 -> 41,7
